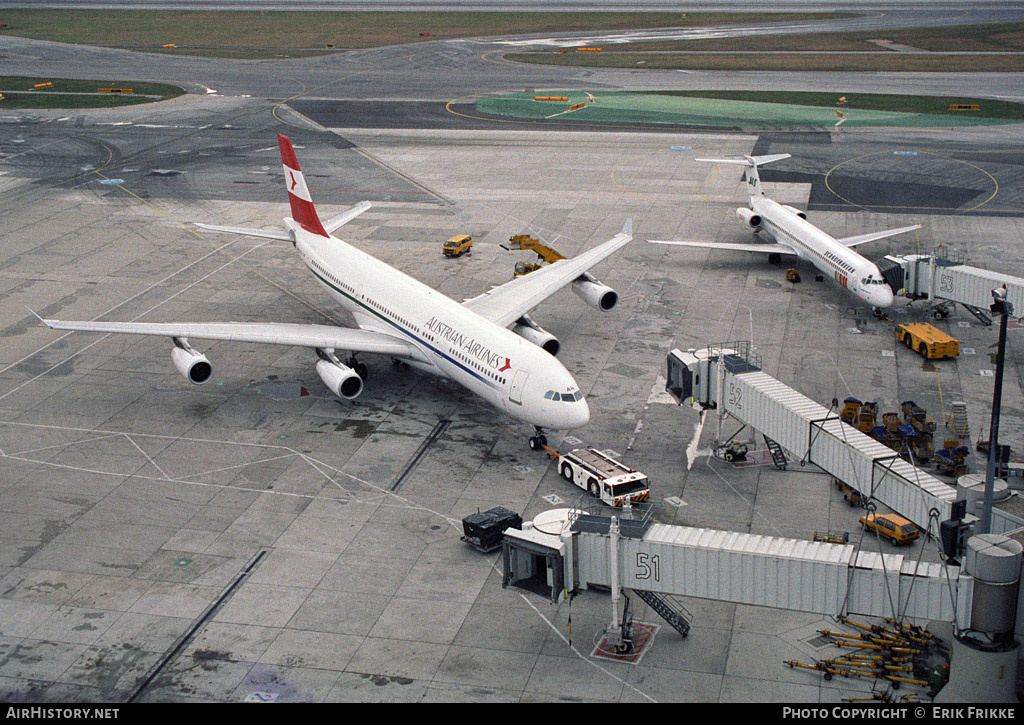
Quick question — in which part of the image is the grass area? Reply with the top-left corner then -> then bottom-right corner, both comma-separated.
508,50 -> 1024,73
642,91 -> 1024,120
0,9 -> 856,58
0,76 -> 184,108
505,21 -> 1024,72
579,21 -> 1024,53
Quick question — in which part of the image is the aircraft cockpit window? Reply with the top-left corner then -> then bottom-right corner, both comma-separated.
546,390 -> 584,402
561,391 -> 584,402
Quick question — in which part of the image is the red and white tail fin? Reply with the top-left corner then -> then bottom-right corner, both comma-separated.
278,133 -> 329,237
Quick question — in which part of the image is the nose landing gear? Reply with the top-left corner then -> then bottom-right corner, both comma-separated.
528,428 -> 548,450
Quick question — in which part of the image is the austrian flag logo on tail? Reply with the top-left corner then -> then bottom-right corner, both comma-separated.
283,165 -> 312,202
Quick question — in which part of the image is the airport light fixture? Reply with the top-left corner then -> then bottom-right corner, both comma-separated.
980,285 -> 1012,534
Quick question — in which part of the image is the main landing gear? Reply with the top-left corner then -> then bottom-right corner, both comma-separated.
528,428 -> 548,451
346,355 -> 369,381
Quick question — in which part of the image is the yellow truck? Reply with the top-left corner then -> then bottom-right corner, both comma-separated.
895,322 -> 959,360
442,234 -> 472,257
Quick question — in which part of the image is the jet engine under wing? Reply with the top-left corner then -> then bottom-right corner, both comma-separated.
41,319 -> 423,359
646,239 -> 798,256
462,220 -> 632,327
836,224 -> 921,248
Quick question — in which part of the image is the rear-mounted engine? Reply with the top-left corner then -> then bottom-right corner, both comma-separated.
736,207 -> 762,229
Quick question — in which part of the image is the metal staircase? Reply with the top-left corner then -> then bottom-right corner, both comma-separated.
633,589 -> 691,638
763,434 -> 788,470
962,304 -> 992,327
946,401 -> 970,438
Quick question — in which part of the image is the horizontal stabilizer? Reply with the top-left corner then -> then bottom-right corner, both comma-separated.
837,224 -> 921,248
694,153 -> 791,168
323,200 -> 372,234
646,239 -> 798,256
195,223 -> 294,241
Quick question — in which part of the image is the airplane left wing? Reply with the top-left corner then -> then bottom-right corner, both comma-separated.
463,220 -> 632,327
41,319 -> 423,359
837,224 -> 921,248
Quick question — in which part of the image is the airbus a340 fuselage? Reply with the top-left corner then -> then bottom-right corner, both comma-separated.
291,216 -> 589,431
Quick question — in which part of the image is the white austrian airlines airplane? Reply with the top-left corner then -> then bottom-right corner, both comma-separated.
44,134 -> 633,449
647,154 -> 921,311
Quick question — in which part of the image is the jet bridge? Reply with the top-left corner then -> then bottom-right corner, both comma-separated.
880,250 -> 1024,324
503,507 -> 974,627
504,507 -> 1024,699
667,343 -> 964,534
665,344 -> 1024,537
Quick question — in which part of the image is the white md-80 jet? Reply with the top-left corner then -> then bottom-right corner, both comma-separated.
44,134 -> 632,449
647,154 -> 921,311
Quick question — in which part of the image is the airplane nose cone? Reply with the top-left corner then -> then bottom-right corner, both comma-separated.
577,398 -> 591,427
876,287 -> 895,309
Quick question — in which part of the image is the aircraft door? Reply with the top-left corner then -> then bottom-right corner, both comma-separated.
509,370 -> 529,406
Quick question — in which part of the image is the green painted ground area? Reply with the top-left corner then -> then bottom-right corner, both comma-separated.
475,91 -> 1023,129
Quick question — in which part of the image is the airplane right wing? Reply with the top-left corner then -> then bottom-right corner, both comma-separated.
41,319 -> 424,360
463,220 -> 632,327
646,239 -> 798,256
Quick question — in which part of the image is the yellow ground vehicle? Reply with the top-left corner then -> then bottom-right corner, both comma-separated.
442,234 -> 472,257
895,322 -> 959,360
504,234 -> 565,276
514,261 -> 542,277
859,512 -> 920,546
834,477 -> 865,507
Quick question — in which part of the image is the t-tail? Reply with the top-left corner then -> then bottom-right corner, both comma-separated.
278,133 -> 329,237
695,153 -> 791,199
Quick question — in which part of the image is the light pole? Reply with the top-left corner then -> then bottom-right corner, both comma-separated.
980,285 -> 1012,534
